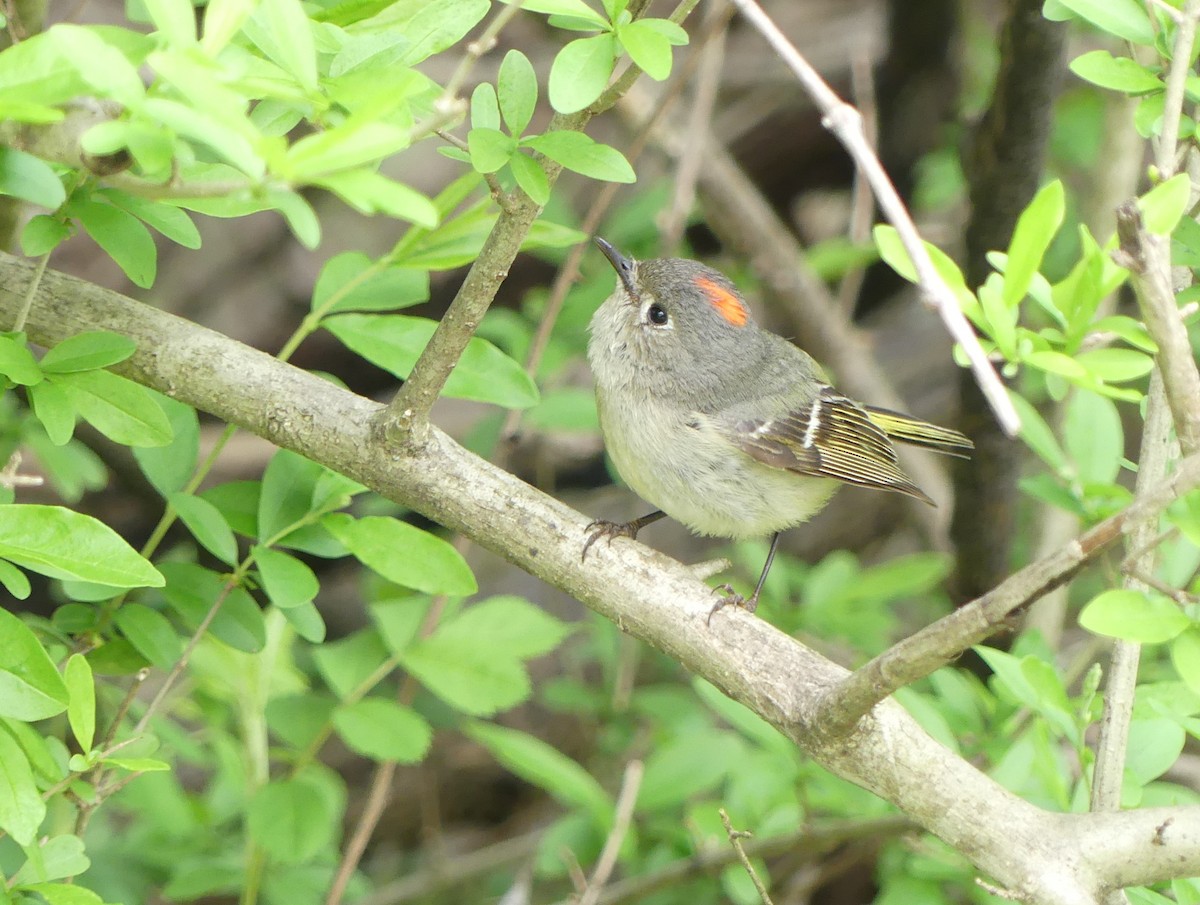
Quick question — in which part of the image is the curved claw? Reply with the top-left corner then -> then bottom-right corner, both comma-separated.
706,584 -> 760,627
581,519 -> 639,562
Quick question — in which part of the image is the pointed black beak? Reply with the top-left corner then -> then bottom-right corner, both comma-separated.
593,236 -> 637,296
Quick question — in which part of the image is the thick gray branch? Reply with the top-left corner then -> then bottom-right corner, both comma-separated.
5,252 -> 1200,903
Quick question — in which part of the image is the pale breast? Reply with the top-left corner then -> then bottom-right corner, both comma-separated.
596,392 -> 840,539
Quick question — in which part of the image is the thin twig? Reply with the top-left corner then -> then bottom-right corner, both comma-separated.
1154,0 -> 1200,177
1092,372 -> 1174,811
12,252 -> 49,333
577,760 -> 644,905
835,47 -> 878,315
814,450 -> 1200,733
724,0 -> 1019,435
438,0 -> 528,109
659,0 -> 727,253
718,809 -> 773,905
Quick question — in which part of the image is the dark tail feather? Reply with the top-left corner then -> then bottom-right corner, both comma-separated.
862,405 -> 974,458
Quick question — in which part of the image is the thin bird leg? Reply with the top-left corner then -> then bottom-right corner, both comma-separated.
582,510 -> 667,561
708,531 -> 782,626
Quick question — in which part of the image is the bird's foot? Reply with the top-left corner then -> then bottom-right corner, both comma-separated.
581,519 -> 642,562
706,584 -> 760,627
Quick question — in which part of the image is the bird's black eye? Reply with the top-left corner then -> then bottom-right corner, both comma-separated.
647,303 -> 668,326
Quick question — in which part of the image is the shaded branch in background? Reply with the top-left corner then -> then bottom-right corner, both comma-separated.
952,0 -> 1065,602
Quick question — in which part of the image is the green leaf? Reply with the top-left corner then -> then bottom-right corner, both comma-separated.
0,504 -> 164,589
132,395 -> 200,496
1069,50 -> 1161,94
468,127 -> 517,174
639,729 -> 742,811
22,216 -> 71,256
267,693 -> 338,749
524,387 -> 599,432
1064,391 -> 1123,484
64,654 -> 95,755
18,884 -> 104,905
464,722 -> 612,822
617,18 -> 672,80
0,728 -> 43,845
470,81 -> 500,131
1003,180 -> 1064,307
0,608 -> 69,720
12,834 -> 89,885
315,169 -> 439,227
40,331 -> 137,373
312,252 -> 430,315
100,191 -> 202,249
0,147 -> 65,209
254,0 -> 318,90
48,25 -> 146,107
499,0 -> 607,23
1126,718 -> 1185,784
170,493 -> 239,565
548,33 -> 616,114
323,313 -> 539,408
510,153 -> 550,205
258,450 -> 326,543
446,596 -> 570,659
323,513 -> 476,595
369,597 -> 430,654
312,628 -> 390,699
114,604 -> 182,669
1139,172 -> 1191,235
1171,627 -> 1200,696
246,778 -> 337,864
872,224 -> 976,311
0,332 -> 42,385
254,546 -> 319,609
1076,347 -> 1155,383
355,0 -> 489,66
51,369 -> 173,447
144,0 -> 197,45
1053,0 -> 1154,45
0,560 -> 31,599
71,198 -> 157,288
498,50 -> 537,136
201,0 -> 258,53
267,188 -> 321,247
524,130 -> 634,182
280,600 -> 326,642
403,638 -> 528,716
159,562 -> 266,653
332,698 -> 432,762
284,121 -> 412,181
27,380 -> 74,446
1079,589 -> 1190,643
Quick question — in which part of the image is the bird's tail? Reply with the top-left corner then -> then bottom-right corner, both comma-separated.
862,405 -> 974,458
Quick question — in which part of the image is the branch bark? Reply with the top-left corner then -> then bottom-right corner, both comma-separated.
7,253 -> 1200,903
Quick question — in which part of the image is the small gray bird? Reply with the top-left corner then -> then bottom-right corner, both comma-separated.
584,237 -> 972,621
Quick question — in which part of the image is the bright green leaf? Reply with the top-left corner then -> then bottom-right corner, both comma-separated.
510,152 -> 550,205
254,545 -> 319,609
0,608 -> 69,721
51,369 -> 173,447
1079,589 -> 1189,643
0,728 -> 43,845
114,604 -> 182,670
64,654 -> 95,755
497,49 -> 537,135
170,493 -> 239,565
132,395 -> 200,496
1003,181 -> 1064,307
467,126 -> 517,174
1139,172 -> 1191,235
246,778 -> 337,864
27,380 -> 74,446
0,504 -> 164,589
12,834 -> 89,885
0,147 -> 65,209
159,562 -> 266,653
71,198 -> 157,288
470,81 -> 500,131
332,698 -> 432,762
1069,50 -> 1161,94
39,332 -> 136,374
323,513 -> 476,595
311,251 -> 430,315
323,313 -> 539,408
0,332 -> 42,385
524,130 -> 634,182
1053,0 -> 1154,45
548,33 -> 616,114
617,18 -> 672,79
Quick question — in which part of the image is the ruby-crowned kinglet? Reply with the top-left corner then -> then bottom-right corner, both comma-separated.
584,237 -> 972,621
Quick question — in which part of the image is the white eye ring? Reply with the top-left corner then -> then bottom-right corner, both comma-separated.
643,301 -> 671,328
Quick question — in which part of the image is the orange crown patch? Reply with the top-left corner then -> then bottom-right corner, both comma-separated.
696,277 -> 748,327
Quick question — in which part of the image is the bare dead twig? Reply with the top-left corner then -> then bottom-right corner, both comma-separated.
719,809 -> 773,905
577,760 -> 645,905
